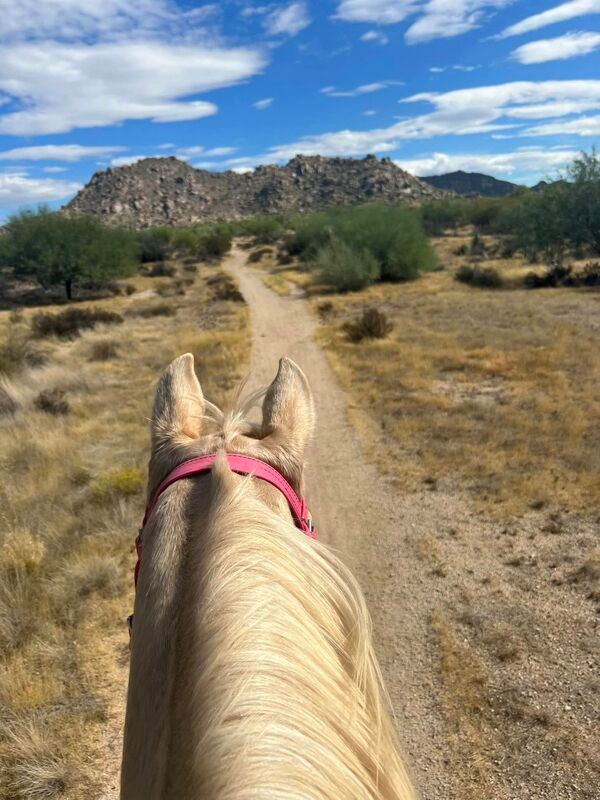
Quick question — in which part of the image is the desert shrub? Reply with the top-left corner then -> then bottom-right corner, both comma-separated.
34,388 -> 70,415
248,247 -> 272,264
131,301 -> 176,317
61,555 -> 123,599
581,261 -> 600,286
453,243 -> 468,256
469,232 -> 486,257
0,208 -> 138,300
456,265 -> 503,288
312,236 -> 380,292
317,300 -> 334,319
170,228 -> 198,257
124,284 -> 137,295
239,216 -> 285,244
525,262 -> 600,288
420,199 -> 466,235
89,340 -> 119,361
462,197 -> 506,232
293,204 -> 435,287
148,263 -> 176,277
31,307 -> 123,339
343,308 -> 393,343
183,262 -> 198,273
206,273 -> 244,302
138,227 -> 173,262
196,224 -> 233,260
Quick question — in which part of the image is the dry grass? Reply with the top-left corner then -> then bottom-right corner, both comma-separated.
0,261 -> 250,799
311,239 -> 600,516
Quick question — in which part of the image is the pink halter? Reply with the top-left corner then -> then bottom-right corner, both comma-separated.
134,453 -> 316,587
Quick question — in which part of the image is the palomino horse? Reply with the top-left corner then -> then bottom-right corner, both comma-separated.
121,353 -> 415,799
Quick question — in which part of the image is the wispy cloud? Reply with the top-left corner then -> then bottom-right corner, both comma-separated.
511,30 -> 600,64
429,64 -> 480,73
514,115 -> 600,137
335,0 -> 516,43
321,80 -> 403,97
395,147 -> 578,178
0,42 -> 266,136
361,30 -> 390,44
0,144 -> 126,161
253,97 -> 275,109
0,171 -> 80,209
264,2 -> 310,37
496,0 -> 600,38
262,80 -> 600,159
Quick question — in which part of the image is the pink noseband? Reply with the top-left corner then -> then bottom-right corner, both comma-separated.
134,453 -> 316,587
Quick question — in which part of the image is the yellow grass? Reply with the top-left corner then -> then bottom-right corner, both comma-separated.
0,261 -> 250,799
311,246 -> 600,516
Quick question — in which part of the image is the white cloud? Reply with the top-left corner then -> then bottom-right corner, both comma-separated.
0,0 -> 221,43
335,0 -> 515,42
264,2 -> 310,36
395,147 -> 578,178
262,80 -> 600,159
361,30 -> 390,44
334,1 -> 420,24
430,64 -> 479,73
0,171 -> 80,210
0,42 -> 266,135
204,146 -> 237,156
362,110 -> 377,116
110,154 -> 155,166
43,166 -> 68,173
511,30 -> 600,63
321,81 -> 403,97
405,0 -> 514,44
496,0 -> 600,38
517,115 -> 600,137
253,97 -> 274,109
0,144 -> 125,162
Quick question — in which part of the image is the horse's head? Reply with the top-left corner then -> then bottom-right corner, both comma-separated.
148,353 -> 315,517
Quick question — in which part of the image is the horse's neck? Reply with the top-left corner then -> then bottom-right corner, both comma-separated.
121,480 -> 414,800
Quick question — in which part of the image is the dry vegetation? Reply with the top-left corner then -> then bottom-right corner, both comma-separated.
0,262 -> 249,799
256,230 -> 600,799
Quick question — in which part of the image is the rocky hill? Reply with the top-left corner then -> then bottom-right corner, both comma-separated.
419,170 -> 519,198
65,155 -> 446,228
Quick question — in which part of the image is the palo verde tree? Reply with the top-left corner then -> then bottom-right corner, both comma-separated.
0,207 -> 139,299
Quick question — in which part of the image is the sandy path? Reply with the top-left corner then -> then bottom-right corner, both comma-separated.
228,248 -> 453,799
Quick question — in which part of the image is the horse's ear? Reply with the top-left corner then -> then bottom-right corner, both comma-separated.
151,353 -> 204,446
262,358 -> 314,462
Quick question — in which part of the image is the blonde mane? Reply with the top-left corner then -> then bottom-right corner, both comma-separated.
121,356 -> 415,800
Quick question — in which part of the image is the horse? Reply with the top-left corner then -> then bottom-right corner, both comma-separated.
121,353 -> 415,799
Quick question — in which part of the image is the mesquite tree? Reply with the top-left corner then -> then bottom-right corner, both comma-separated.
0,208 -> 138,299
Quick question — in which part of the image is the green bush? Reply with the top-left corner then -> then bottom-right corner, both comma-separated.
292,204 -> 435,289
138,227 -> 173,262
31,307 -> 123,339
196,224 -> 233,260
239,216 -> 285,244
0,208 -> 138,299
312,236 -> 380,292
421,199 -> 466,235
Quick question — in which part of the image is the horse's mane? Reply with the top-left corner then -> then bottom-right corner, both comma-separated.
174,455 -> 413,798
126,383 -> 415,799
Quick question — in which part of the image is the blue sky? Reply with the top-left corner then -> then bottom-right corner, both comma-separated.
1,0 -> 599,218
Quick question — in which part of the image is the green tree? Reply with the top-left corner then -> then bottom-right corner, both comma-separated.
564,148 -> 600,254
0,208 -> 138,299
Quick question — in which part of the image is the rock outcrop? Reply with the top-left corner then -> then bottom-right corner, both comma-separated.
65,154 -> 446,228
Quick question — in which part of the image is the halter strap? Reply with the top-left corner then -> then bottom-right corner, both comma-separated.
143,453 -> 315,535
134,453 -> 316,589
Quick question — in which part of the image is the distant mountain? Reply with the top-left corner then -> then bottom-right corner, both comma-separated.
419,170 -> 519,198
65,154 -> 446,228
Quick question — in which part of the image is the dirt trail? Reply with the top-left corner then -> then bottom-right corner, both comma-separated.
228,248 -> 454,799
